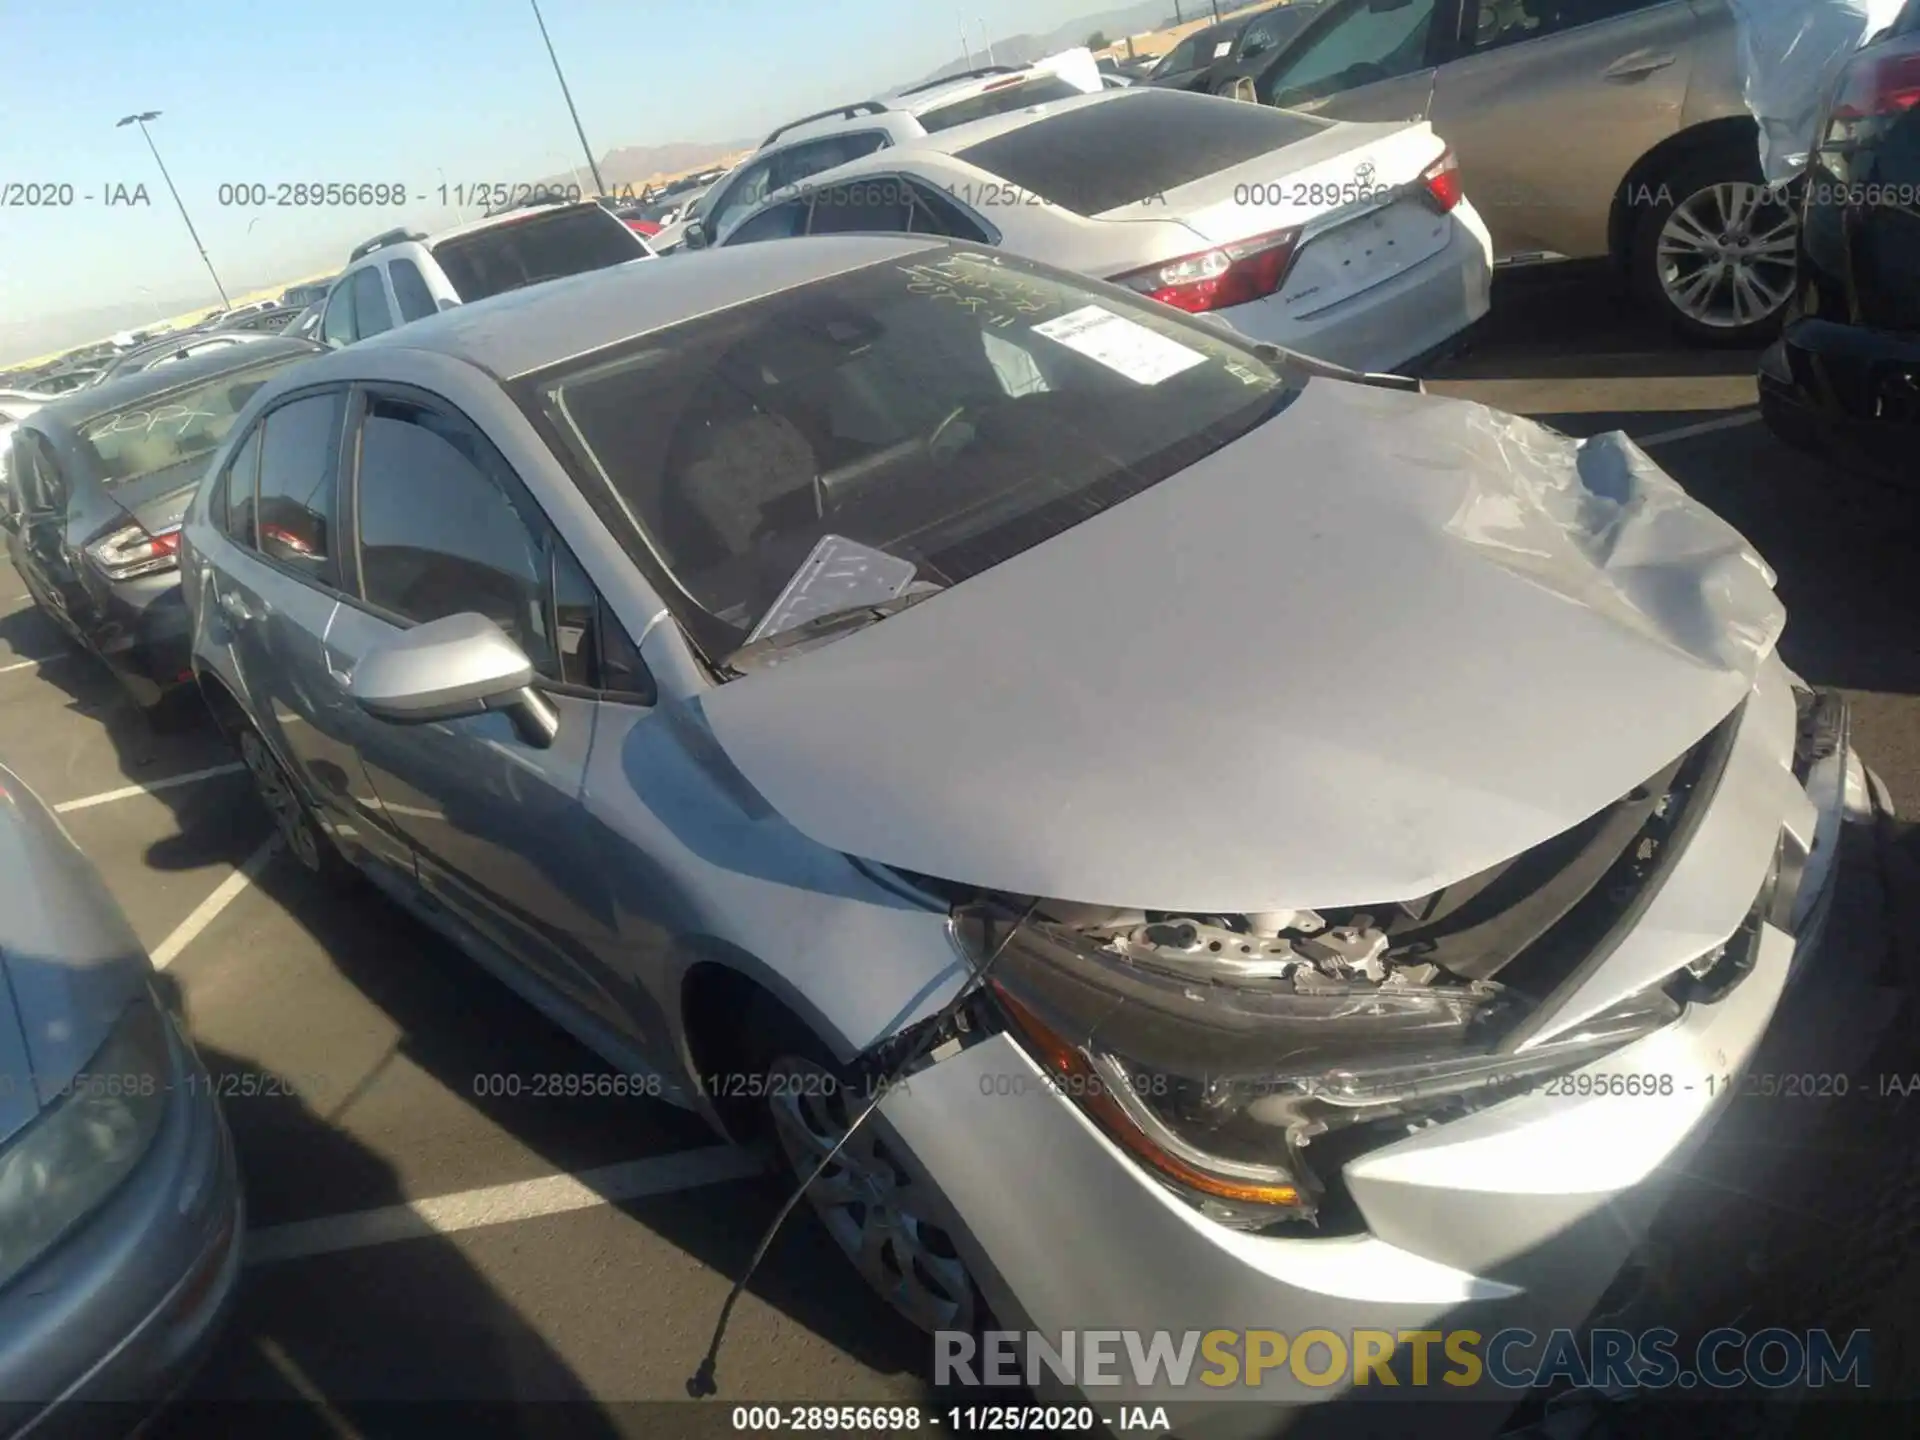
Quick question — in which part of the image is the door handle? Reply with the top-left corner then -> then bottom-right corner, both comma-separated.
1604,52 -> 1677,80
218,591 -> 254,625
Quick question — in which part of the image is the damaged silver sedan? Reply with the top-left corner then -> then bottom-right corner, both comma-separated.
177,236 -> 1861,1429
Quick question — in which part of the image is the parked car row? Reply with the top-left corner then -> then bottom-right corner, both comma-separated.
2,206 -> 1867,1436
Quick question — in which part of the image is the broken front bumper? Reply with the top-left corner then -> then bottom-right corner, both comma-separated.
871,658 -> 1853,1432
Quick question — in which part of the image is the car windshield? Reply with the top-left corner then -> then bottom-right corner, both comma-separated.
75,354 -> 310,488
529,246 -> 1299,664
432,205 -> 644,301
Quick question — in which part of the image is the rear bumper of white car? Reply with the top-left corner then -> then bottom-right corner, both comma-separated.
1214,197 -> 1494,376
876,655 -> 1850,1434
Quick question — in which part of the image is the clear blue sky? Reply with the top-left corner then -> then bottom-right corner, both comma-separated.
0,0 -> 1113,360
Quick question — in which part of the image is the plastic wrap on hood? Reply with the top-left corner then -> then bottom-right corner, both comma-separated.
1728,0 -> 1907,182
1439,404 -> 1785,676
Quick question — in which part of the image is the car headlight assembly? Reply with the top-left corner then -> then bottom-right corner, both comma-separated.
86,521 -> 183,581
0,996 -> 173,1289
957,904 -> 1682,1230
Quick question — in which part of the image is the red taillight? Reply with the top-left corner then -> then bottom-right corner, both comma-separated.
1421,149 -> 1462,213
152,530 -> 182,559
1830,45 -> 1920,120
983,75 -> 1026,91
1109,228 -> 1300,313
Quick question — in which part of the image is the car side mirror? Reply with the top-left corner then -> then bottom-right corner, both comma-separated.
683,219 -> 709,250
349,612 -> 560,748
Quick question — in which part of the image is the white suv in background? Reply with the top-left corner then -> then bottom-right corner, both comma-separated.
657,52 -> 1104,251
318,200 -> 654,348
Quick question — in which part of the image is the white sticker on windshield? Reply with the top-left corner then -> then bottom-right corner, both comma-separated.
746,534 -> 917,645
1031,306 -> 1208,386
1212,40 -> 1234,57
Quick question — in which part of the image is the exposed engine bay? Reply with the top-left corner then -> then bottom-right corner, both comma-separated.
928,707 -> 1745,1232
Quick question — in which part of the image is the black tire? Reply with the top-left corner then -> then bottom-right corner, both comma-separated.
1630,145 -> 1798,348
235,723 -> 346,881
747,1001 -> 986,1337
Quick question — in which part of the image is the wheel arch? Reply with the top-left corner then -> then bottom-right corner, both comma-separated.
678,947 -> 844,1144
1607,115 -> 1763,269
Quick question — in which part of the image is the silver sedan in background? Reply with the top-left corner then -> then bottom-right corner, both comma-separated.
0,765 -> 243,1437
179,238 -> 1850,1430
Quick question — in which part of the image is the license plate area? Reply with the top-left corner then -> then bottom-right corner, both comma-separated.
1274,200 -> 1452,318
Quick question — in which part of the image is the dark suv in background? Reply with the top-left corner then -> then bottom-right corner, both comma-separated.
1760,0 -> 1920,482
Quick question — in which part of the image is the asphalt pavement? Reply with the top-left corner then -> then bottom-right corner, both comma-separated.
2,262 -> 1915,1440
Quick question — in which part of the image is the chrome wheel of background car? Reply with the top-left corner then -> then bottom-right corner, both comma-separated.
1655,181 -> 1797,332
765,1054 -> 978,1334
239,729 -> 322,872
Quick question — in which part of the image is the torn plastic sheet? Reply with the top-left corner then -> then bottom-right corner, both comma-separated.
1437,402 -> 1786,677
1728,0 -> 1907,183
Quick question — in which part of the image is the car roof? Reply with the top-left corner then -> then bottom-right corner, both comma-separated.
336,235 -> 943,380
25,335 -> 324,430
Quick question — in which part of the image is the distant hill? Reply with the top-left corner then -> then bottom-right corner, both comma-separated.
593,139 -> 756,191
901,0 -> 1265,85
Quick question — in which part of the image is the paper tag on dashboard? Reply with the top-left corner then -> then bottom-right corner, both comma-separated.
1032,306 -> 1209,385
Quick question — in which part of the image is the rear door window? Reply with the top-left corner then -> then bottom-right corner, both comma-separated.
322,282 -> 357,347
430,206 -> 642,302
954,89 -> 1329,214
387,258 -> 439,321
350,268 -> 395,338
255,391 -> 347,587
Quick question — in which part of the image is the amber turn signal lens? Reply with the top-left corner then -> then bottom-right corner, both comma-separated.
990,981 -> 1302,1209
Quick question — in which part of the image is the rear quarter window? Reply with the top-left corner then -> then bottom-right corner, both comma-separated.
954,89 -> 1329,213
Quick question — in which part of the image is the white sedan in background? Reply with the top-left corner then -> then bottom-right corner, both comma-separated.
718,86 -> 1492,374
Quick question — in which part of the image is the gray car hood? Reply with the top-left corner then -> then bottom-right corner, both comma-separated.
700,382 -> 1785,914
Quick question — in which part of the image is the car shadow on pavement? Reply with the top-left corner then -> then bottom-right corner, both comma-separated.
0,596 -> 260,873
144,970 -> 633,1440
199,849 -> 937,1400
1444,264 -> 1766,382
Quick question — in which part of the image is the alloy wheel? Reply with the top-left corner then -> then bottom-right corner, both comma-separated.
1655,181 -> 1798,332
765,1055 -> 977,1334
239,729 -> 322,872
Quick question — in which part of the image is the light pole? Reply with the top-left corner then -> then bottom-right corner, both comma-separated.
529,0 -> 608,196
116,111 -> 230,309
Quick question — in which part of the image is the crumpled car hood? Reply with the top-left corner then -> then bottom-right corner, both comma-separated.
699,380 -> 1785,914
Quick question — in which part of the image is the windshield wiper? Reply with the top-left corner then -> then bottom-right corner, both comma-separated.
722,588 -> 942,673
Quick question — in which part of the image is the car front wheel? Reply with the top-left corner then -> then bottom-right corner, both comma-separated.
238,726 -> 340,879
764,1050 -> 981,1335
1632,149 -> 1799,346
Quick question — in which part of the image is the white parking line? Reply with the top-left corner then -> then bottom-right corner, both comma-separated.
0,652 -> 71,676
150,837 -> 278,971
1636,411 -> 1762,448
52,761 -> 246,814
245,1146 -> 762,1264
